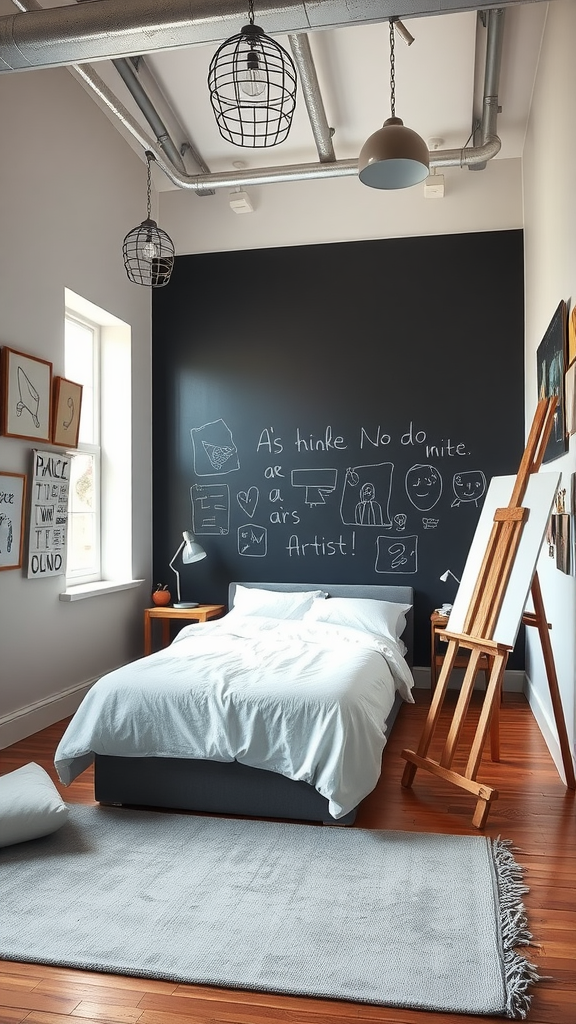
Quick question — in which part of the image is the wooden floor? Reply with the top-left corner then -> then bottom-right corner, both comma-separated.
1,691 -> 575,1024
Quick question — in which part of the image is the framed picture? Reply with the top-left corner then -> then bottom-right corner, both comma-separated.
536,300 -> 568,463
52,376 -> 83,448
565,361 -> 576,436
0,347 -> 53,443
0,471 -> 26,571
554,513 -> 570,575
569,304 -> 576,367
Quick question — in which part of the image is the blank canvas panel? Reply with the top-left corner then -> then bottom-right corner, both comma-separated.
447,472 -> 561,647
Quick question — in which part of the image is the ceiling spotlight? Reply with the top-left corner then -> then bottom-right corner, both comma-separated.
208,0 -> 297,148
358,19 -> 429,190
122,152 -> 175,288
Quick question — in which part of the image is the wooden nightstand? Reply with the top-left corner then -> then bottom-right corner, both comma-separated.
144,604 -> 225,655
430,610 -> 491,693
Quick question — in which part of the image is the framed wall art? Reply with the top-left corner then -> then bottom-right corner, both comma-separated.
0,471 -> 26,571
52,376 -> 83,448
568,304 -> 576,367
27,449 -> 70,578
536,300 -> 568,463
0,347 -> 53,443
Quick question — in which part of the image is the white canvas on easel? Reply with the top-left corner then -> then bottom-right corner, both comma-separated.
447,472 -> 560,647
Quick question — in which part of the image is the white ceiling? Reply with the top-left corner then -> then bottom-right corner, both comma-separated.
0,1 -> 548,191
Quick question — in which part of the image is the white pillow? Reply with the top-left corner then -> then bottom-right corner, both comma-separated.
230,585 -> 327,619
304,597 -> 411,643
0,762 -> 69,848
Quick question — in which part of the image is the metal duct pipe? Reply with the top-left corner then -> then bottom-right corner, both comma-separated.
0,0 -> 518,74
288,33 -> 335,163
111,58 -> 188,175
8,0 -> 505,191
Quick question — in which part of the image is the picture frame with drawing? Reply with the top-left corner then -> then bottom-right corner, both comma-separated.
536,300 -> 568,463
52,376 -> 83,448
0,471 -> 26,571
0,347 -> 53,442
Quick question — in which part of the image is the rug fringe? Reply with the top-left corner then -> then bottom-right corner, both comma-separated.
492,838 -> 544,1020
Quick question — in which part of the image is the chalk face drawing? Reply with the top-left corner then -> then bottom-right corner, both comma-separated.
291,468 -> 338,507
375,535 -> 418,574
451,470 -> 487,507
237,487 -> 259,518
341,464 -> 393,527
238,523 -> 267,556
405,464 -> 442,511
191,419 -> 239,476
191,482 -> 230,534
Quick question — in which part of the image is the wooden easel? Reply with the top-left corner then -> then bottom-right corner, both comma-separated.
401,396 -> 576,828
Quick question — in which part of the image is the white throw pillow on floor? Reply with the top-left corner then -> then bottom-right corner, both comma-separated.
0,762 -> 68,848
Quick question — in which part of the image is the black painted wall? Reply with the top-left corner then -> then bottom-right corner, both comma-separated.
152,229 -> 525,667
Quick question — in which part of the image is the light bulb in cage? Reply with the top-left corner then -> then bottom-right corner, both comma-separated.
239,48 -> 266,97
122,153 -> 175,288
141,236 -> 158,260
208,0 -> 297,149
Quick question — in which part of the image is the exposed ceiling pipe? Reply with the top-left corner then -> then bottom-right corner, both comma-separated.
288,33 -> 335,163
0,0 -> 522,73
111,58 -> 189,175
6,1 -> 504,192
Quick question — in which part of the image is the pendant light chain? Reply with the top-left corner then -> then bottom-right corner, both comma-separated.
145,151 -> 153,220
247,0 -> 255,25
389,18 -> 396,119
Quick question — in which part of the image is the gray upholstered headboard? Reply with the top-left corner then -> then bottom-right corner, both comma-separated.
228,582 -> 414,667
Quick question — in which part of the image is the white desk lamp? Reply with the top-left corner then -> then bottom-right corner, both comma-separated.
439,569 -> 461,585
169,531 -> 206,608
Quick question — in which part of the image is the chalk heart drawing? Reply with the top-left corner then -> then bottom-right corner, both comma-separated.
237,487 -> 258,518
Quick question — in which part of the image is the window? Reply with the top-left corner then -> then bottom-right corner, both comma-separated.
65,313 -> 101,582
62,289 -> 136,598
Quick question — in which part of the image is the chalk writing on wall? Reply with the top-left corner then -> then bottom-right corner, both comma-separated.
186,420 -> 487,575
27,449 -> 70,578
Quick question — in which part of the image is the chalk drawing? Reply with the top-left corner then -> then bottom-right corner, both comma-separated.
405,464 -> 442,511
451,470 -> 487,507
375,534 -> 418,574
238,523 -> 268,556
341,464 -> 392,526
190,419 -> 239,476
291,468 -> 338,507
237,486 -> 259,518
191,482 -> 230,535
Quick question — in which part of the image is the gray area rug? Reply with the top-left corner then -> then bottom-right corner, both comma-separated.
0,806 -> 540,1019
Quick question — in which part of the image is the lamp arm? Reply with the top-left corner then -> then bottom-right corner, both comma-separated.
168,541 -> 185,603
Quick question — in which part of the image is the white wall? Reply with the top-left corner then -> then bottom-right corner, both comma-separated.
0,67 -> 153,745
160,156 -> 523,256
522,0 -> 576,783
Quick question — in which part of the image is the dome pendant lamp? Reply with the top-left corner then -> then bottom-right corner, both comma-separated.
359,19 -> 429,190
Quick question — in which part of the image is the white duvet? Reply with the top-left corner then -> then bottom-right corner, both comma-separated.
54,614 -> 414,818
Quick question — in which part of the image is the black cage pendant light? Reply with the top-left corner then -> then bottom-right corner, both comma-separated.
122,152 -> 175,287
208,0 -> 297,148
358,19 -> 429,189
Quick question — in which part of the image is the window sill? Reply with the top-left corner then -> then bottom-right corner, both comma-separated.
59,579 -> 145,602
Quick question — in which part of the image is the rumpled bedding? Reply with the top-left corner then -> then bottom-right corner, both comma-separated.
54,614 -> 414,818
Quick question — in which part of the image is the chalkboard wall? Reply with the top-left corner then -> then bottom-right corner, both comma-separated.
152,230 -> 525,667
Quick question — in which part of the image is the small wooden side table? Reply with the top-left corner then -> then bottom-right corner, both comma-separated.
430,610 -> 491,693
144,604 -> 225,655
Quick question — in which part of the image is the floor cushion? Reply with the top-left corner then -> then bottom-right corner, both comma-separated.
0,762 -> 69,848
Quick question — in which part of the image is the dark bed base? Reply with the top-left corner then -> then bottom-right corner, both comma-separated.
95,755 -> 359,825
94,582 -> 413,825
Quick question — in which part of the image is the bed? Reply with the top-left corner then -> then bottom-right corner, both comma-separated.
55,582 -> 414,825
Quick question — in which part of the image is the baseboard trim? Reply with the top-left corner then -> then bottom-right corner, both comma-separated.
0,680 -> 96,750
411,666 -> 525,692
